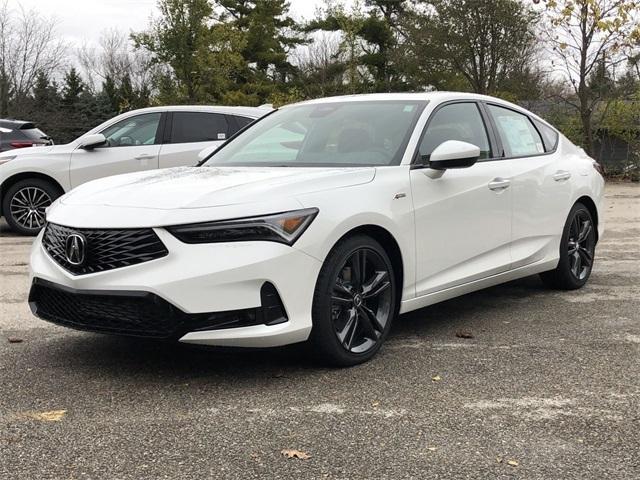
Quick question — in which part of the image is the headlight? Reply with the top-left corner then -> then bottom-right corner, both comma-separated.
0,155 -> 16,165
166,208 -> 319,245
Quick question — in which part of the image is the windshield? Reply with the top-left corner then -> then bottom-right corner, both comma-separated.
203,100 -> 427,167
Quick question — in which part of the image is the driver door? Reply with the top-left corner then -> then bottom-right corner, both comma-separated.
410,101 -> 512,296
69,112 -> 162,188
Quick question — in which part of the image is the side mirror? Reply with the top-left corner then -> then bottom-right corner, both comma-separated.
78,133 -> 107,150
428,140 -> 480,170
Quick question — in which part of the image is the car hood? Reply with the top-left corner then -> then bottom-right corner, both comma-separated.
0,144 -> 71,158
61,166 -> 376,210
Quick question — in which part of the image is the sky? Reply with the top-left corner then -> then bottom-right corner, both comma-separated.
6,0 -> 328,48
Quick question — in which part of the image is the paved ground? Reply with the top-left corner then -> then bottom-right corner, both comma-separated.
1,182 -> 638,480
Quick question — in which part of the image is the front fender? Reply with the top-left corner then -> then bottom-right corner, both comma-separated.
294,167 -> 416,300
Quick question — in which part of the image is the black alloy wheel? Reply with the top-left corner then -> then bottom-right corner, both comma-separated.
567,210 -> 595,281
311,235 -> 397,366
331,248 -> 393,353
540,202 -> 596,290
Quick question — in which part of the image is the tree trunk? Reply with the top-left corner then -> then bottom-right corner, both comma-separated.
577,2 -> 594,158
0,71 -> 8,117
580,106 -> 595,158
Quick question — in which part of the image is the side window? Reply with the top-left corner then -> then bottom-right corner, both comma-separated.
533,119 -> 559,152
487,105 -> 545,157
233,116 -> 255,129
100,113 -> 161,147
226,115 -> 255,137
419,102 -> 491,160
170,112 -> 229,143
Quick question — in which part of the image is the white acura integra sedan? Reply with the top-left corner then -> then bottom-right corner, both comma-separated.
28,93 -> 604,366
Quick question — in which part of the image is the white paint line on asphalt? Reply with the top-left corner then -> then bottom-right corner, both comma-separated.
464,397 -> 624,422
557,285 -> 640,303
190,403 -> 408,420
622,334 -> 640,344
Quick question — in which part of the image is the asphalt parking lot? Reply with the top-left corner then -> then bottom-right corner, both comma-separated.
1,182 -> 638,479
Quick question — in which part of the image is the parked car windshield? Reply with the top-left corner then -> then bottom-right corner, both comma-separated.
203,101 -> 427,167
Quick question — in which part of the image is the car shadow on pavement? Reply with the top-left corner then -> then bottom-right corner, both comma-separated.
392,275 -> 548,337
36,275 -> 549,381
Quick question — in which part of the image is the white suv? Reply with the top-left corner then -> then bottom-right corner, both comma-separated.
0,105 -> 270,234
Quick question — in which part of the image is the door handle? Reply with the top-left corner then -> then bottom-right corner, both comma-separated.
488,178 -> 510,191
553,170 -> 571,181
135,154 -> 155,160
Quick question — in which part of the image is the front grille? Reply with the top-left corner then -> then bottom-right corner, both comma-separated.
42,223 -> 168,275
29,279 -> 279,339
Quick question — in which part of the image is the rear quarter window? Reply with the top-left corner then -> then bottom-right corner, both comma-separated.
533,120 -> 559,152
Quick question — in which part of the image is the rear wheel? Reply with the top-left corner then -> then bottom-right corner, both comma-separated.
2,179 -> 61,235
540,202 -> 596,290
310,235 -> 397,367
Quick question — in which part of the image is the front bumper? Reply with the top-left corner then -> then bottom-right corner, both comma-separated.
29,228 -> 323,347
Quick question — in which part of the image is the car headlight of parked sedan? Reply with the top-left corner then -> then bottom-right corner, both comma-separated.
167,208 -> 319,245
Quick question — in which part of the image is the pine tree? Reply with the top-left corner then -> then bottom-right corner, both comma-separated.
102,75 -> 120,114
218,0 -> 307,101
61,68 -> 85,108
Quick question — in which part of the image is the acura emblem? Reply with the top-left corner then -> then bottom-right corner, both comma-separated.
65,233 -> 86,266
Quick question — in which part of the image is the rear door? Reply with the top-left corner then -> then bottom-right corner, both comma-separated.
484,104 -> 572,269
158,112 -> 240,168
69,112 -> 162,187
410,101 -> 513,296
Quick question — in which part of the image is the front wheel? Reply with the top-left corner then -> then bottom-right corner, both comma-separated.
310,235 -> 398,367
2,179 -> 61,235
540,202 -> 596,290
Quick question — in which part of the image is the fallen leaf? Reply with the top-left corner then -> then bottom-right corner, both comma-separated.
281,449 -> 310,460
372,401 -> 380,407
496,457 -> 503,463
25,410 -> 67,422
455,330 -> 474,339
8,337 -> 23,344
431,375 -> 441,382
507,459 -> 519,467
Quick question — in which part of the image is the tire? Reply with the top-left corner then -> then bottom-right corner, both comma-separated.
309,235 -> 398,367
540,202 -> 597,290
2,178 -> 61,235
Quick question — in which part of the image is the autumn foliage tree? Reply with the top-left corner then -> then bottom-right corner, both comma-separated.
543,0 -> 640,156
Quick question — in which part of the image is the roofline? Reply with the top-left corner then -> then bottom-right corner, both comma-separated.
122,105 -> 269,116
281,91 -> 557,130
